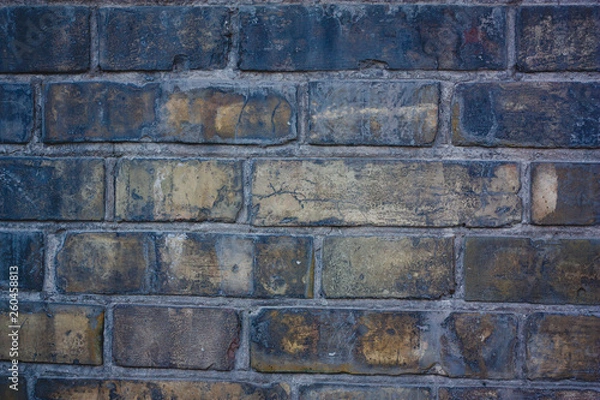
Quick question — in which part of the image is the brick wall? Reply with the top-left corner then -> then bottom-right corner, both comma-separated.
0,1 -> 599,399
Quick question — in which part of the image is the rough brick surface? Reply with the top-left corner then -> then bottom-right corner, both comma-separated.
240,6 -> 506,71
526,314 -> 600,381
0,303 -> 103,365
0,158 -> 104,221
113,305 -> 240,370
309,82 -> 439,146
531,163 -> 600,226
452,83 -> 600,148
36,379 -> 290,400
252,160 -> 521,227
322,236 -> 453,299
115,159 -> 242,221
299,385 -> 431,400
464,237 -> 600,304
440,388 -> 600,400
99,7 -> 230,71
0,7 -> 90,72
0,231 -> 43,291
517,6 -> 600,72
0,84 -> 32,143
0,377 -> 27,400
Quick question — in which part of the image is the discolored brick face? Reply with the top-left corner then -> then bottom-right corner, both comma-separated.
0,377 -> 27,400
322,236 -> 453,299
0,84 -> 32,143
0,231 -> 43,291
440,388 -> 600,400
299,385 -> 431,400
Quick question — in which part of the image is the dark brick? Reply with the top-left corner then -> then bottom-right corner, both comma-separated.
99,7 -> 230,71
252,160 -> 521,227
0,84 -> 32,143
440,388 -> 600,400
240,6 -> 506,71
36,379 -> 290,400
0,7 -> 89,72
300,385 -> 430,400
440,313 -> 517,379
113,305 -> 240,370
0,377 -> 27,400
517,7 -> 600,72
0,303 -> 103,365
452,83 -> 600,148
0,231 -> 43,291
0,158 -> 104,221
526,314 -> 600,381
309,82 -> 439,146
322,236 -> 453,299
531,163 -> 600,226
464,237 -> 600,305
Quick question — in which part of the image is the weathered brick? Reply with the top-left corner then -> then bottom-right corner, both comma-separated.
115,159 -> 242,221
113,305 -> 239,370
452,83 -> 600,148
0,377 -> 27,400
0,7 -> 89,72
0,303 -> 103,365
99,7 -> 230,71
531,163 -> 600,226
0,84 -> 32,143
0,158 -> 105,221
322,236 -> 453,299
36,379 -> 290,400
251,160 -> 521,227
299,385 -> 430,400
0,231 -> 43,291
526,314 -> 600,381
56,233 -> 154,294
440,388 -> 600,400
240,6 -> 506,71
156,234 -> 313,298
309,82 -> 439,146
440,313 -> 517,379
464,237 -> 600,304
517,7 -> 600,72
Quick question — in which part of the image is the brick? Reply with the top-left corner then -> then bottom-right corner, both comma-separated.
113,305 -> 239,370
251,160 -> 521,227
0,303 -> 103,365
36,379 -> 290,400
0,84 -> 32,143
240,6 -> 506,71
56,233 -> 154,294
0,231 -> 43,291
517,7 -> 600,72
0,7 -> 89,73
156,234 -> 313,298
464,237 -> 600,305
440,313 -> 517,379
531,163 -> 600,226
309,82 -> 439,146
99,7 -> 230,71
0,158 -> 104,221
115,159 -> 242,221
0,377 -> 27,400
299,385 -> 430,400
440,388 -> 600,400
452,83 -> 600,148
322,236 -> 453,299
526,314 -> 600,381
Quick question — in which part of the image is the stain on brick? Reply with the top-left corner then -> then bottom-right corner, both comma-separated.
526,314 -> 600,381
309,82 -> 439,146
517,6 -> 600,72
322,236 -> 453,299
0,84 -> 32,143
115,159 -> 242,221
0,303 -> 103,365
0,158 -> 104,221
251,160 -> 521,227
464,237 -> 600,304
0,7 -> 89,72
113,305 -> 240,370
240,6 -> 506,71
452,83 -> 600,148
99,7 -> 230,71
440,388 -> 600,400
0,231 -> 43,291
0,376 -> 27,400
531,163 -> 600,225
300,384 -> 431,400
